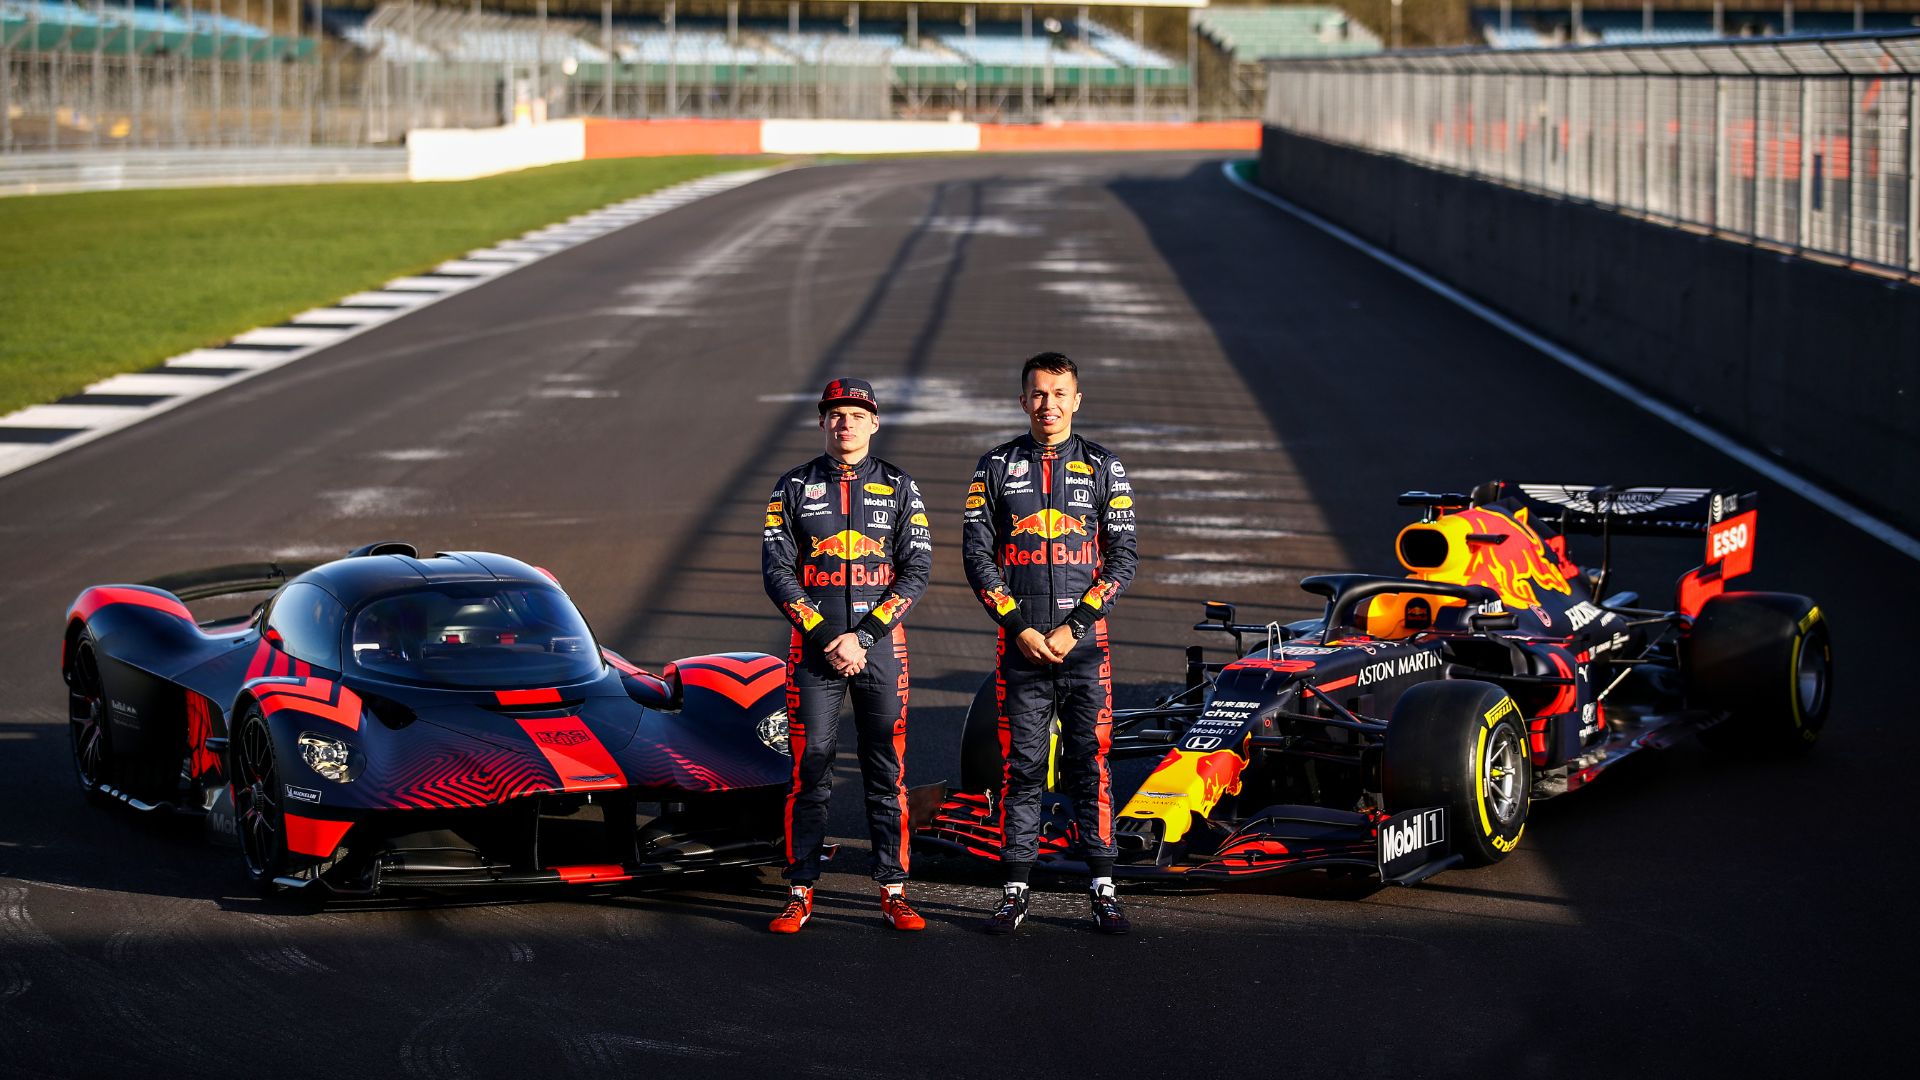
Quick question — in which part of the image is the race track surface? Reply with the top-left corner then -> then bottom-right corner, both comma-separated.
1,154 -> 1910,1078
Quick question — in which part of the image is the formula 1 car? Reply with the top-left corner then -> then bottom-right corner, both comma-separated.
62,543 -> 793,896
916,482 -> 1831,884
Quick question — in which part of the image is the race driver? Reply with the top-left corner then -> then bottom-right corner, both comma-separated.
761,378 -> 933,934
963,352 -> 1138,934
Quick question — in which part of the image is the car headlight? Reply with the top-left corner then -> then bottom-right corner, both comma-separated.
298,731 -> 362,783
756,709 -> 790,756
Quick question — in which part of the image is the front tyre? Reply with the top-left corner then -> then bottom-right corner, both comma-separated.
231,706 -> 290,891
1384,680 -> 1531,868
67,633 -> 114,801
1688,593 -> 1832,752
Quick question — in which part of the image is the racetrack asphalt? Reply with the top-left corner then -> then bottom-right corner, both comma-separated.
1,153 -> 1911,1078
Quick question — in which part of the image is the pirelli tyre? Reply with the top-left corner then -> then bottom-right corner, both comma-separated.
230,706 -> 292,892
1383,680 -> 1530,868
1688,593 -> 1831,753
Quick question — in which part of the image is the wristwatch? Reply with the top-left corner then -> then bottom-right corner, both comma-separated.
855,628 -> 876,650
1067,621 -> 1089,641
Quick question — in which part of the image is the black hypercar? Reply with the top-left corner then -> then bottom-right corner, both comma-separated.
917,482 -> 1831,884
62,542 -> 792,896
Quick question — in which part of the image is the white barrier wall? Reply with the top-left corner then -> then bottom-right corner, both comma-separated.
407,120 -> 588,182
758,120 -> 982,156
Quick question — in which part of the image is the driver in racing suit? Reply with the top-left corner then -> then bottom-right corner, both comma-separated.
761,378 -> 933,934
963,352 -> 1138,934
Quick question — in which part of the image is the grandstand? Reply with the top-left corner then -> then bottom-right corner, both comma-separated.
1,1 -> 1215,151
1198,4 -> 1382,59
1473,4 -> 1920,49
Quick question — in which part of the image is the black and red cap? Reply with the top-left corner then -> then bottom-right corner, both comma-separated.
819,378 -> 878,415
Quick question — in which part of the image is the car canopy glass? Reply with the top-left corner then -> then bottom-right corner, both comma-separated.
349,583 -> 599,689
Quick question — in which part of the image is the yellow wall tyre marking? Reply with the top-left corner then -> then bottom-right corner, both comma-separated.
1493,826 -> 1524,853
1788,634 -> 1806,731
1475,723 -> 1493,837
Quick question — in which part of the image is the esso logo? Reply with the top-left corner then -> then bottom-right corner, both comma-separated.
1711,523 -> 1750,559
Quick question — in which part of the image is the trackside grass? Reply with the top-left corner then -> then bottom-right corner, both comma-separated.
0,155 -> 774,417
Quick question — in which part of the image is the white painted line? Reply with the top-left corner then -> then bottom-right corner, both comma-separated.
231,326 -> 350,347
86,373 -> 230,396
0,404 -> 154,427
1221,160 -> 1920,562
0,165 -> 783,483
290,307 -> 393,326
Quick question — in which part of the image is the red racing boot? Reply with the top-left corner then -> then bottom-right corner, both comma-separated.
769,886 -> 814,934
880,889 -> 926,931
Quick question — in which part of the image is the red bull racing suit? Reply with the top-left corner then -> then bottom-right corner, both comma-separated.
762,454 -> 932,884
962,433 -> 1138,876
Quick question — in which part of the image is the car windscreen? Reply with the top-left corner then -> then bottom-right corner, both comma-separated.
349,584 -> 600,689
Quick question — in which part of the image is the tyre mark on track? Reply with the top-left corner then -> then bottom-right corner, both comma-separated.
239,912 -> 335,976
397,967 -> 508,1080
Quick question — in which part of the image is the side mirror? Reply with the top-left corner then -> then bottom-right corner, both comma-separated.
263,627 -> 285,647
1204,600 -> 1236,625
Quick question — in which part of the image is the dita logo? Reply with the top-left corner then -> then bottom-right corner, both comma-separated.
534,730 -> 591,747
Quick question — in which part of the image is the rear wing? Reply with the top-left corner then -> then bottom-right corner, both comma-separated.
142,562 -> 318,603
1482,482 -> 1758,617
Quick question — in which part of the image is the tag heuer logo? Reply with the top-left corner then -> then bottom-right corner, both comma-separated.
805,482 -> 826,499
1008,460 -> 1029,478
535,730 -> 591,747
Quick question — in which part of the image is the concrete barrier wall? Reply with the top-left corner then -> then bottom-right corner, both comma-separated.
408,120 -> 587,182
761,119 -> 982,155
583,118 -> 766,158
1259,126 -> 1920,526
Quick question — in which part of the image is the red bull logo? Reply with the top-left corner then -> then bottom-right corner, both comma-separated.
803,563 -> 895,588
1403,507 -> 1572,610
1003,541 -> 1096,567
1009,509 -> 1090,540
809,530 -> 888,560
1192,750 -> 1245,807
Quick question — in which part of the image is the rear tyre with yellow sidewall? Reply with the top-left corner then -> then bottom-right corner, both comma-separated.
1384,680 -> 1531,868
1688,592 -> 1831,753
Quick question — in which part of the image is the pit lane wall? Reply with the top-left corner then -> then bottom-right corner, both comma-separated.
407,118 -> 1259,178
1257,126 -> 1920,529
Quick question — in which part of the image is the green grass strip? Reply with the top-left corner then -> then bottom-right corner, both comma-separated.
0,155 -> 774,417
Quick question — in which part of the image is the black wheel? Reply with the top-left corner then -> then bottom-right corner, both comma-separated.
1384,680 -> 1531,868
231,707 -> 290,891
68,634 -> 114,801
959,675 -> 1002,794
1688,593 -> 1831,752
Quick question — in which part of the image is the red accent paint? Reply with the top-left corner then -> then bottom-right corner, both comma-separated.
554,864 -> 631,883
256,679 -> 363,731
244,638 -> 271,681
283,814 -> 352,858
69,586 -> 193,624
533,565 -> 561,585
495,687 -> 562,706
1706,509 -> 1757,579
1677,565 -> 1725,619
677,657 -> 785,709
1541,651 -> 1577,718
1317,675 -> 1360,692
516,718 -> 627,791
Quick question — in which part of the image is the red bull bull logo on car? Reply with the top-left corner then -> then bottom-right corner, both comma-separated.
809,530 -> 888,560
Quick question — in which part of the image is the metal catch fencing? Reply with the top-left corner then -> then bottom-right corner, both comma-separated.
1265,32 -> 1920,277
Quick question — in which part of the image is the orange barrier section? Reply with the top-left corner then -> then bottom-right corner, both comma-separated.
977,121 -> 1262,153
583,119 -> 764,158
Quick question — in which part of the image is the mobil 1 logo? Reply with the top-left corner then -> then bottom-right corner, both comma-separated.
1376,806 -> 1448,881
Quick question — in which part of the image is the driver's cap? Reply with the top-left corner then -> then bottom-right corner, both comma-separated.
818,378 -> 878,415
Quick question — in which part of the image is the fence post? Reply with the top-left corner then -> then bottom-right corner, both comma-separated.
1909,76 -> 1918,272
1713,75 -> 1725,232
1798,76 -> 1812,252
